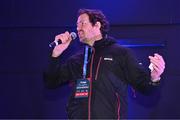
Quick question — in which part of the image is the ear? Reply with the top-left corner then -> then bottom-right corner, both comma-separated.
95,21 -> 101,29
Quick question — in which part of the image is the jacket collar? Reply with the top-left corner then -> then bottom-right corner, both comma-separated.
80,36 -> 116,49
92,36 -> 116,49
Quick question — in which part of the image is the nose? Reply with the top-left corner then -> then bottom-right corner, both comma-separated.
76,24 -> 81,31
77,21 -> 84,31
77,26 -> 79,31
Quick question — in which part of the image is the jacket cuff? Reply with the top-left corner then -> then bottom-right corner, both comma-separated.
149,79 -> 160,86
49,56 -> 59,66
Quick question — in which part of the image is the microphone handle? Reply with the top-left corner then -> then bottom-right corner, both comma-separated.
49,40 -> 62,48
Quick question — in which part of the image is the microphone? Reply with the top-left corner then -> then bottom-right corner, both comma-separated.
49,32 -> 77,48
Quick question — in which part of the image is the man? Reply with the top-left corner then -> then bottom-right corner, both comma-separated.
44,9 -> 165,119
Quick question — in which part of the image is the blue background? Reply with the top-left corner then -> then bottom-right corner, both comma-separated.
0,0 -> 180,119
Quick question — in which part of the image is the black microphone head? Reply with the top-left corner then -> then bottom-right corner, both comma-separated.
70,32 -> 77,40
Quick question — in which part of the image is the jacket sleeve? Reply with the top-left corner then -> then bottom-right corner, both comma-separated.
122,48 -> 159,94
43,54 -> 82,89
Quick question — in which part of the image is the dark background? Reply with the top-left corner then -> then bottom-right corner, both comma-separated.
0,0 -> 180,119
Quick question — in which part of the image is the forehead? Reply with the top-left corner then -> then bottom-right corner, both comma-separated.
77,13 -> 90,22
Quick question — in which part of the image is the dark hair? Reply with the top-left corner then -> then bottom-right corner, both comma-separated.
78,9 -> 109,37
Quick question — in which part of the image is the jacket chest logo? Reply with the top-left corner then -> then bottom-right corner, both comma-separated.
103,57 -> 113,61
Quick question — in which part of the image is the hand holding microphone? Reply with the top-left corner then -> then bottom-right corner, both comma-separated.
49,32 -> 77,48
50,31 -> 77,57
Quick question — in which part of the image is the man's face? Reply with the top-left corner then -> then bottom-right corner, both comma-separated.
76,13 -> 97,43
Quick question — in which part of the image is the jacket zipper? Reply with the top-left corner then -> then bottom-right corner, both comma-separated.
95,57 -> 102,80
116,92 -> 120,120
131,87 -> 136,98
88,47 -> 95,120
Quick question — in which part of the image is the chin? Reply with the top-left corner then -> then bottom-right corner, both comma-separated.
79,38 -> 86,43
79,39 -> 84,43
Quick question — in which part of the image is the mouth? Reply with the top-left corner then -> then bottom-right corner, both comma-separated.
78,30 -> 84,37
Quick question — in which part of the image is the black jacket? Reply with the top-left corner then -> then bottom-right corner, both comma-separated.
44,37 -> 159,119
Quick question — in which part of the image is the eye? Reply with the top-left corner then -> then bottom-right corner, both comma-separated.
77,21 -> 89,26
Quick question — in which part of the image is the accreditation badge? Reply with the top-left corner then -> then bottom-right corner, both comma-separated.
75,78 -> 90,98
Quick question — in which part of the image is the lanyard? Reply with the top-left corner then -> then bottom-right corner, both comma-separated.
83,45 -> 91,79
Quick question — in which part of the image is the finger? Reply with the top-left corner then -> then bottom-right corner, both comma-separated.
61,34 -> 69,42
154,53 -> 165,65
149,55 -> 165,68
55,33 -> 69,43
65,31 -> 74,41
55,34 -> 67,42
152,64 -> 164,75
150,59 -> 165,70
65,31 -> 70,36
151,65 -> 160,76
55,34 -> 62,41
149,62 -> 165,75
150,56 -> 165,66
149,56 -> 160,66
151,58 -> 165,72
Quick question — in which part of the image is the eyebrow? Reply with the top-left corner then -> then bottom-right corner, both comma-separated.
76,21 -> 89,24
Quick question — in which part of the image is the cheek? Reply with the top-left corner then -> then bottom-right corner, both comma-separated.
85,28 -> 94,36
